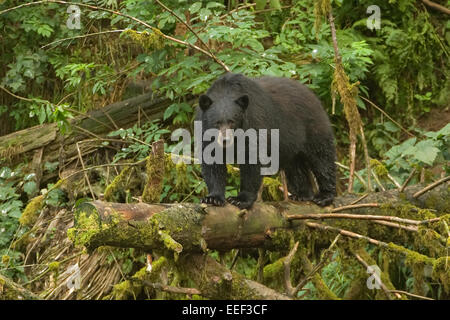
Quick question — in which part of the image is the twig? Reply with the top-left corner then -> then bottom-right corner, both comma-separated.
294,234 -> 340,294
280,170 -> 289,201
348,135 -> 357,193
41,29 -> 126,49
360,97 -> 414,137
219,3 -> 256,19
305,221 -> 388,247
283,241 -> 299,297
350,193 -> 368,205
371,220 -> 418,232
360,125 -> 372,191
399,168 -> 417,193
252,5 -> 292,14
286,212 -> 423,226
229,249 -> 240,270
154,0 -> 230,72
421,0 -> 450,15
353,252 -> 394,300
413,176 -> 450,198
76,142 -> 96,200
335,162 -> 367,188
371,171 -> 386,191
387,173 -> 402,189
387,289 -> 434,300
331,203 -> 379,212
0,85 -> 34,102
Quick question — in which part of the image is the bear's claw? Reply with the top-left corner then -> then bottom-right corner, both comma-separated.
312,193 -> 334,207
227,196 -> 253,209
201,196 -> 225,206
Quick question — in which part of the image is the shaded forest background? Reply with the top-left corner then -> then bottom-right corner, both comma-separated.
0,0 -> 449,300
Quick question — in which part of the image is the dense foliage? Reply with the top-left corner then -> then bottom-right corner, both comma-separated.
0,0 -> 449,299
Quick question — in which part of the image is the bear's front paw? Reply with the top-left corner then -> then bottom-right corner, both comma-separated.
227,194 -> 255,209
312,193 -> 334,207
201,195 -> 225,206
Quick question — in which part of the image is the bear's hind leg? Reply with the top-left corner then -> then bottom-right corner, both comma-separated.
285,165 -> 314,202
308,144 -> 336,207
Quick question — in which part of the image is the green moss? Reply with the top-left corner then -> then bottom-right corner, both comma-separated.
269,229 -> 293,250
142,146 -> 165,203
386,243 -> 435,266
1,255 -> 10,266
68,211 -> 102,247
104,166 -> 133,202
370,159 -> 388,177
262,177 -> 283,201
432,257 -> 450,293
311,273 -> 340,300
158,230 -> 183,260
263,257 -> 285,280
48,261 -> 60,280
123,29 -> 165,50
48,261 -> 60,272
174,162 -> 189,192
385,242 -> 435,295
19,195 -> 44,226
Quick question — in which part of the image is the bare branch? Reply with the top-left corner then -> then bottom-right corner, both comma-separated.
361,96 -> 415,138
422,0 -> 450,15
331,203 -> 379,212
413,176 -> 450,198
286,212 -> 423,225
154,0 -> 230,72
399,168 -> 417,193
294,234 -> 340,294
353,252 -> 394,300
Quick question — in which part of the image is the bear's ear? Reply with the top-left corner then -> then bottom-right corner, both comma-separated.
235,95 -> 249,110
199,95 -> 212,111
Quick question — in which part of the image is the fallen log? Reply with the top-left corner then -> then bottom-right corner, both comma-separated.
0,273 -> 41,300
68,182 -> 449,299
70,183 -> 449,253
0,92 -> 172,167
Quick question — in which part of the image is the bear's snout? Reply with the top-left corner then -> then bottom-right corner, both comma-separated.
217,125 -> 234,148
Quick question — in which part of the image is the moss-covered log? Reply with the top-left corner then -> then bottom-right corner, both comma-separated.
180,254 -> 291,299
0,273 -> 41,300
70,183 -> 449,253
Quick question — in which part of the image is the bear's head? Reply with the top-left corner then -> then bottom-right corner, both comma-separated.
198,91 -> 249,148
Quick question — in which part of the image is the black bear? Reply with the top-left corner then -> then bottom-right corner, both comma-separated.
196,73 -> 336,209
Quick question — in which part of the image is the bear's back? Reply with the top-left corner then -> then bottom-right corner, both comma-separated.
254,76 -> 332,134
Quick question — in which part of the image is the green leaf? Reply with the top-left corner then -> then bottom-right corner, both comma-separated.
269,0 -> 281,10
189,2 -> 202,14
436,123 -> 450,137
255,0 -> 267,10
412,140 -> 440,165
23,181 -> 37,195
163,103 -> 178,120
384,121 -> 399,133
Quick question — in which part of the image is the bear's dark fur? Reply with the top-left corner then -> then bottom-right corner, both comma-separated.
196,73 -> 336,209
